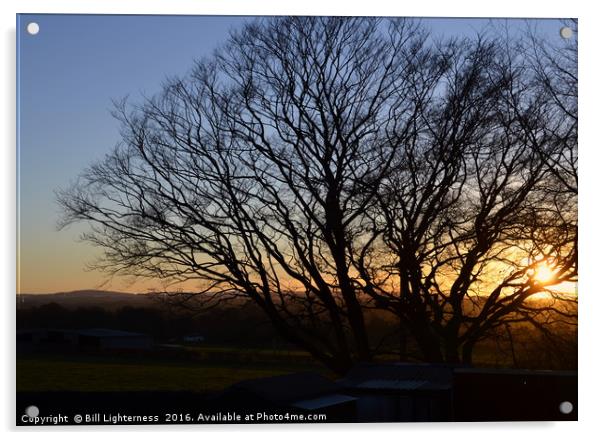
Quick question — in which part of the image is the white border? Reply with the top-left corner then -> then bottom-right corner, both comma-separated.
3,1 -> 601,439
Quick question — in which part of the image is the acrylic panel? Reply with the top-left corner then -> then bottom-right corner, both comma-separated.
16,14 -> 578,425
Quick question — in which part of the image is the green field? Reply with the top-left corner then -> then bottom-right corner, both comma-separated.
17,347 -> 330,393
17,329 -> 576,394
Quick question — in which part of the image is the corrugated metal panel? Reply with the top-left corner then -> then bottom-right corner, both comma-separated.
292,393 -> 357,410
354,379 -> 429,390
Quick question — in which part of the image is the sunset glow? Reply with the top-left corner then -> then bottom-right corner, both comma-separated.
533,262 -> 557,284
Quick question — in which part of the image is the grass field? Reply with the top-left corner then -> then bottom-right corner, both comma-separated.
16,347 -> 330,393
17,330 -> 576,394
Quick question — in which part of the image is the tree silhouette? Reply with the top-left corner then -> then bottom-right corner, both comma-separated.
58,17 -> 577,373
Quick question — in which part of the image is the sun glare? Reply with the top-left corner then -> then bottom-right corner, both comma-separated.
533,263 -> 556,284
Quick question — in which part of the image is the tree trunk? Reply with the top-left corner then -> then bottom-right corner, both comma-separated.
399,319 -> 408,361
444,339 -> 461,364
461,339 -> 476,365
412,323 -> 443,362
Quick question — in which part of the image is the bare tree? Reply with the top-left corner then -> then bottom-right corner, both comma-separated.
358,27 -> 578,363
58,17 -> 577,373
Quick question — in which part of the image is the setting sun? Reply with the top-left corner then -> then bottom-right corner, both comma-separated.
533,263 -> 556,284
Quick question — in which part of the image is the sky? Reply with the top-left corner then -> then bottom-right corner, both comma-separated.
16,14 -> 568,293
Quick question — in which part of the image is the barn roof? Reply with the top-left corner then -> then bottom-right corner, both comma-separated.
74,328 -> 149,338
339,363 -> 453,391
226,372 -> 340,404
454,367 -> 577,377
292,393 -> 357,410
17,328 -> 150,338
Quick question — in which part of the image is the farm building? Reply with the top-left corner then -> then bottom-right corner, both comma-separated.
17,328 -> 76,352
215,372 -> 357,421
182,334 -> 206,343
339,363 -> 454,422
337,362 -> 577,422
16,328 -> 153,352
74,328 -> 153,350
453,367 -> 577,421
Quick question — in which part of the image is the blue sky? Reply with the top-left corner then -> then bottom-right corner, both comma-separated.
16,15 -> 568,293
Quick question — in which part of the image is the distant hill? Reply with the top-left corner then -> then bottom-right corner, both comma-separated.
16,288 -> 571,313
16,290 -> 158,310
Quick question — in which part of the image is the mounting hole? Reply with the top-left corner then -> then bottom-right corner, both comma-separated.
559,26 -> 573,39
26,22 -> 40,35
25,405 -> 39,418
559,401 -> 573,414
